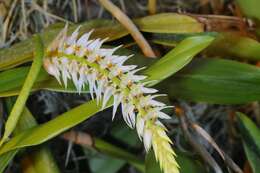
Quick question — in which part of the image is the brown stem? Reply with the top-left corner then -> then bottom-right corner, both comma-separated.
99,0 -> 156,58
148,0 -> 157,15
175,107 -> 223,173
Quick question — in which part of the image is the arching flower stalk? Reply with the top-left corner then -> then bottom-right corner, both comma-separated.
43,25 -> 179,173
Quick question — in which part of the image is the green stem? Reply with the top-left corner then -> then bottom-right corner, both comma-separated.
0,35 -> 44,147
95,138 -> 145,172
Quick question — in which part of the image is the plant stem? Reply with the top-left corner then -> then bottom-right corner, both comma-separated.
148,0 -> 157,15
99,0 -> 156,58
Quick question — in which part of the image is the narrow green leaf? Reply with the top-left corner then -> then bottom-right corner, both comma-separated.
151,32 -> 218,47
0,98 -> 59,173
144,36 -> 214,86
95,138 -> 144,172
236,112 -> 260,173
0,99 -> 105,155
134,13 -> 204,33
160,58 -> 260,104
237,112 -> 260,155
0,35 -> 44,146
0,67 -> 49,94
0,98 -> 38,172
243,141 -> 260,173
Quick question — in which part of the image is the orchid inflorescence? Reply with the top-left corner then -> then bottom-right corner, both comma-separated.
43,25 -> 179,173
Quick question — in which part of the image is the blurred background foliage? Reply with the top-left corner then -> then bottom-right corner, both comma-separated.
0,0 -> 260,173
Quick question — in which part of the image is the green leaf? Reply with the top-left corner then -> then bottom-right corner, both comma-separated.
0,151 -> 18,173
236,0 -> 260,21
144,36 -> 214,86
237,112 -> 260,156
0,99 -> 104,155
151,32 -> 218,47
243,141 -> 260,173
206,33 -> 260,61
0,66 -> 89,97
0,99 -> 58,172
0,99 -> 38,172
0,35 -> 44,146
0,67 -> 49,94
159,58 -> 260,104
145,150 -> 206,173
134,13 -> 204,33
94,138 -> 144,172
236,112 -> 260,173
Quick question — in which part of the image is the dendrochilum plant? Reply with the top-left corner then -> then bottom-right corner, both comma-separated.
43,25 -> 179,173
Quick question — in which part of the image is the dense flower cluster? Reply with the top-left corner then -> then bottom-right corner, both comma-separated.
44,25 -> 179,173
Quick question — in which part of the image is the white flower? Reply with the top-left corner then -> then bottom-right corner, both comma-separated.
44,26 -> 179,173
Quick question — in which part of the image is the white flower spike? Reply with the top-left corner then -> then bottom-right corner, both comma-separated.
44,26 -> 179,173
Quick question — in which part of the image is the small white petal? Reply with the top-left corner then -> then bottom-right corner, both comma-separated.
77,67 -> 86,93
102,87 -> 113,109
121,103 -> 133,128
157,111 -> 171,119
112,94 -> 122,120
60,58 -> 70,88
140,86 -> 158,94
109,55 -> 130,65
66,26 -> 81,45
143,128 -> 152,152
87,39 -> 101,51
136,117 -> 145,140
44,59 -> 61,84
155,120 -> 166,128
128,105 -> 136,127
149,99 -> 166,107
76,30 -> 93,47
120,65 -> 137,72
96,79 -> 105,103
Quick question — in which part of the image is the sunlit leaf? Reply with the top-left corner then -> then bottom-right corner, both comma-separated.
144,36 -> 214,86
134,13 -> 204,33
0,100 -> 104,155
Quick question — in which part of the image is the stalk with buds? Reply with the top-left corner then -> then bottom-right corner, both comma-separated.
43,25 -> 179,173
